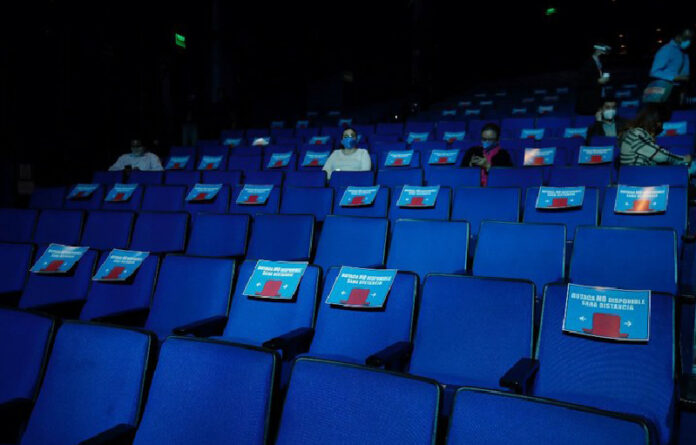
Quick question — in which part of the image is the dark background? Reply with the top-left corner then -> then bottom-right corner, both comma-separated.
0,0 -> 693,197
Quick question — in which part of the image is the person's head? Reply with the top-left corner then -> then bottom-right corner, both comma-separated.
674,28 -> 694,50
341,127 -> 358,153
130,139 -> 146,156
599,98 -> 618,121
629,104 -> 672,137
480,123 -> 500,149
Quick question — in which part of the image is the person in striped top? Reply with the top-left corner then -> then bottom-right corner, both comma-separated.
619,104 -> 692,166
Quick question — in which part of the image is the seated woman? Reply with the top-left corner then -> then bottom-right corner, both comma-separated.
619,104 -> 692,166
322,127 -> 371,179
462,123 -> 513,186
109,138 -> 164,171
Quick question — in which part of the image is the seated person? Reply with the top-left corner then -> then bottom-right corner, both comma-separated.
619,104 -> 692,166
462,123 -> 513,186
322,127 -> 371,179
109,138 -> 164,171
587,97 -> 628,139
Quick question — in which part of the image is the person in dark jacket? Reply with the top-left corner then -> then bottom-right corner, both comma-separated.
463,123 -> 513,186
575,44 -> 612,115
587,97 -> 628,140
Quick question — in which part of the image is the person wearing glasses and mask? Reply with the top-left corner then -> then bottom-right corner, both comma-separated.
587,97 -> 627,139
109,138 -> 164,171
462,123 -> 512,186
322,127 -> 371,179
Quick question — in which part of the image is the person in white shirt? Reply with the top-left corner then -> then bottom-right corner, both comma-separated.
109,139 -> 164,171
322,127 -> 371,179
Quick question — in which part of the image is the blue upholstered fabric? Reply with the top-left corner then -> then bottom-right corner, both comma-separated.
377,169 -> 424,188
202,170 -> 243,186
488,167 -> 544,189
548,166 -> 613,188
63,185 -> 105,211
276,358 -> 439,445
129,212 -> 188,254
332,186 -> 390,218
186,213 -> 249,258
28,186 -> 67,209
20,322 -> 151,445
0,243 -> 33,294
618,165 -> 689,187
314,215 -> 388,271
222,260 -> 319,346
144,255 -> 234,340
451,187 -> 520,237
244,170 -> 284,187
389,186 -> 452,223
80,210 -> 134,250
33,209 -> 84,246
523,187 -> 598,241
328,171 -> 376,188
284,170 -> 327,187
183,185 -> 230,215
164,170 -> 201,186
280,187 -> 334,222
246,214 -> 314,261
228,185 -> 281,216
227,155 -> 262,173
127,170 -> 164,185
447,389 -> 649,445
0,308 -> 54,403
0,208 -> 38,243
132,338 -> 276,445
100,185 -> 144,211
140,185 -> 186,212
93,170 -> 124,185
424,167 -> 481,188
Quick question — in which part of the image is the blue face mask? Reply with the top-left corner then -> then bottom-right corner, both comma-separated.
681,40 -> 692,50
342,137 -> 357,149
481,140 -> 496,149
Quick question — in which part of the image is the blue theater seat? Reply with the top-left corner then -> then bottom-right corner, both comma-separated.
80,210 -> 134,251
376,122 -> 405,136
33,209 -> 84,246
141,185 -> 186,212
129,212 -> 188,254
186,213 -> 249,258
332,186 -> 390,218
451,187 -> 520,238
284,170 -> 327,187
314,215 -> 388,271
618,165 -> 689,187
307,267 -> 417,364
388,185 -> 451,223
262,151 -> 297,171
523,187 -> 599,241
246,214 -> 314,261
0,243 -> 33,300
548,166 -> 613,188
0,208 -> 38,243
377,168 -> 424,188
201,170 -> 243,185
474,222 -> 566,296
328,171 -> 376,188
244,170 -> 284,187
28,186 -> 67,210
228,184 -> 281,216
100,184 -> 144,211
386,219 -> 469,280
92,170 -> 123,185
280,187 -> 333,222
424,167 -> 480,188
276,358 -> 439,445
220,260 -> 319,347
144,255 -> 234,341
63,185 -> 105,211
18,322 -> 152,445
447,388 -> 650,445
163,155 -> 194,171
164,170 -> 201,186
127,170 -> 164,185
169,145 -> 196,157
131,338 -> 277,445
227,154 -> 262,173
183,185 -> 230,215
377,150 -> 421,168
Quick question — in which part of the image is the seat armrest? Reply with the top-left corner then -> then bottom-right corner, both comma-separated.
172,315 -> 228,337
680,374 -> 696,412
677,293 -> 696,305
78,424 -> 137,445
683,234 -> 696,244
500,358 -> 539,394
92,308 -> 149,327
0,398 -> 33,443
262,327 -> 314,360
366,341 -> 413,371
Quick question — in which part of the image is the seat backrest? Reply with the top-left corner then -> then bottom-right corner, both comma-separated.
0,308 -> 55,404
80,210 -> 135,250
164,170 -> 201,186
244,170 -> 284,187
447,388 -> 650,445
618,165 -> 689,187
0,208 -> 38,243
424,167 -> 480,188
129,212 -> 188,254
332,186 -> 390,218
183,185 -> 230,215
284,170 -> 327,187
145,255 -> 234,340
388,186 -> 452,223
101,185 -> 144,211
309,268 -> 417,363
276,358 -> 439,445
280,187 -> 334,222
63,185 -> 106,211
28,186 -> 67,209
80,255 -> 159,322
141,185 -> 186,212
0,242 -> 33,294
411,276 -> 534,388
127,170 -> 164,185
228,184 -> 281,216
376,168 -> 424,188
451,187 -> 520,237
227,154 -> 262,173
534,284 -> 675,444
314,215 -> 388,271
570,226 -> 677,294
548,166 -> 613,187
132,338 -> 277,445
92,171 -> 124,185
488,168 -> 544,189
262,151 -> 297,171
523,187 -> 598,241
376,122 -> 405,136
473,222 -> 566,295
222,260 -> 319,346
34,209 -> 84,246
201,170 -> 243,186
246,214 -> 314,261
328,171 -> 376,188
19,248 -> 98,310
186,213 -> 249,258
387,219 -> 469,280
20,322 -> 152,445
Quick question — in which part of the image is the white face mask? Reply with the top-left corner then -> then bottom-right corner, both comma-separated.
602,109 -> 617,121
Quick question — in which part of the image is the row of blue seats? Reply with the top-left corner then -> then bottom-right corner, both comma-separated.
0,310 -> 659,444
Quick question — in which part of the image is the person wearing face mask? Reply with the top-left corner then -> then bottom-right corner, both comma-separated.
575,43 -> 612,115
108,138 -> 164,171
462,123 -> 512,186
619,104 -> 691,166
587,98 -> 627,139
648,27 -> 693,106
322,127 -> 371,179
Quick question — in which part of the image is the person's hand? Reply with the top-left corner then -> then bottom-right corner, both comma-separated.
598,76 -> 610,85
470,156 -> 491,170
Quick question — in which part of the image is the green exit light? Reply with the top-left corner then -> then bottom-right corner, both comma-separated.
175,33 -> 186,48
545,7 -> 557,16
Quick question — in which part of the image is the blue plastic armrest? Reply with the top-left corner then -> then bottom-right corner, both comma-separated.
172,315 -> 228,337
262,327 -> 314,360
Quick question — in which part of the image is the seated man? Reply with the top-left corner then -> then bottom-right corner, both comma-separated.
587,97 -> 627,140
462,123 -> 513,186
109,139 -> 163,171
